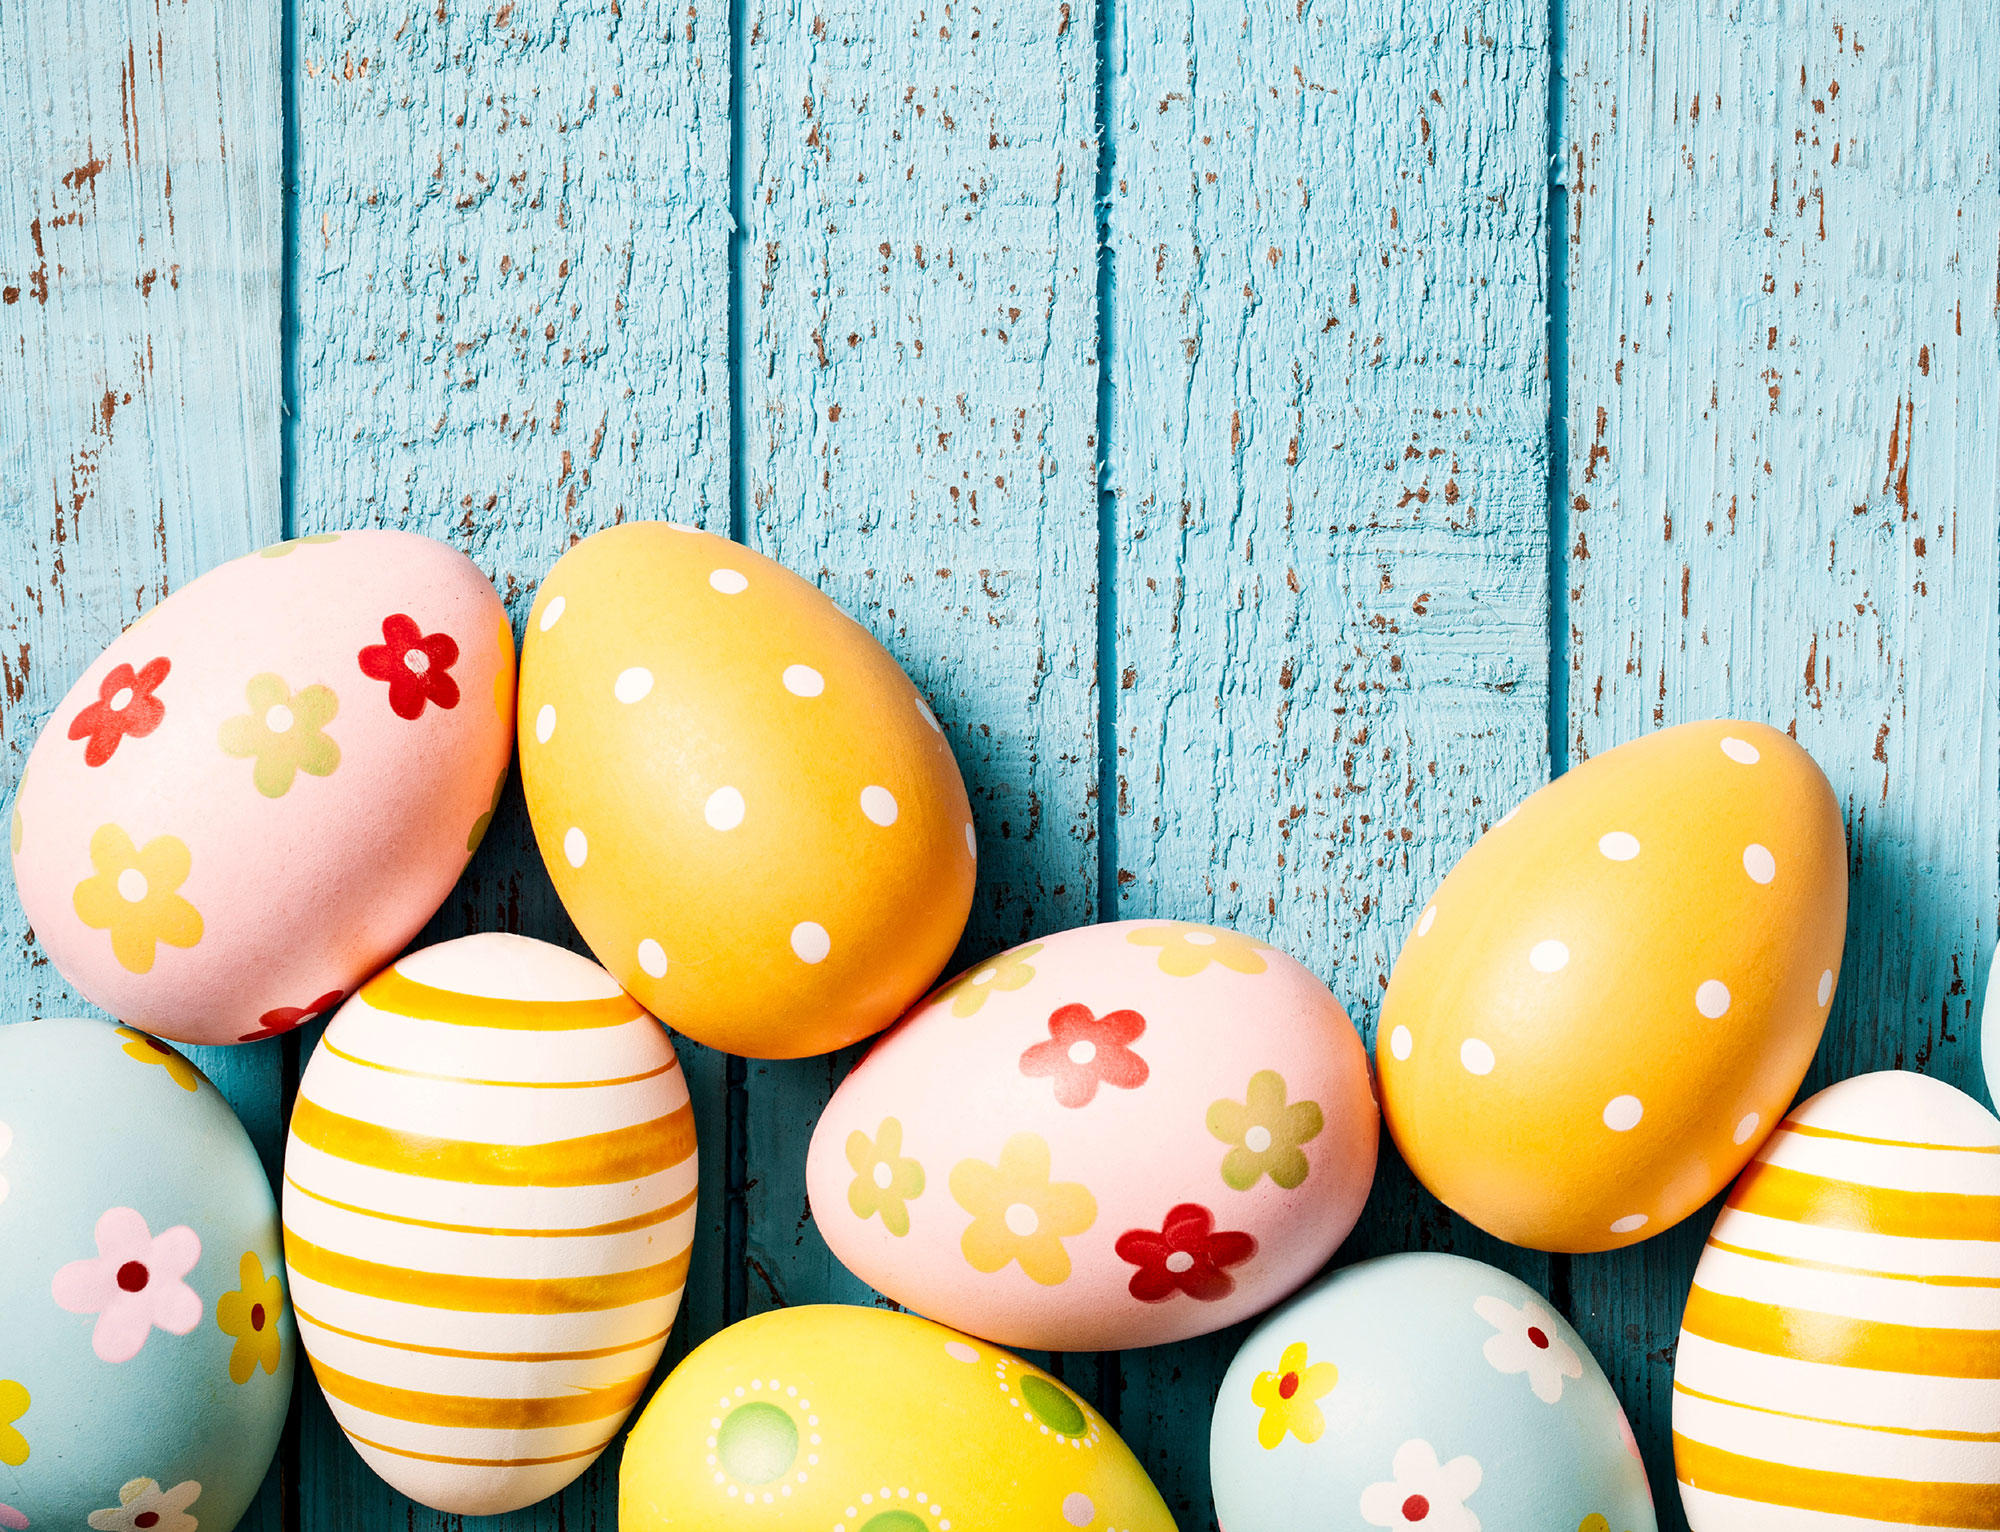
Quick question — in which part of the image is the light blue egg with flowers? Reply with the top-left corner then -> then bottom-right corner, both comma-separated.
1211,1252 -> 1654,1532
0,1016 -> 291,1532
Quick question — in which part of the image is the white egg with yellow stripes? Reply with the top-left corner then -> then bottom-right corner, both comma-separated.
1674,1070 -> 2000,1530
281,933 -> 696,1515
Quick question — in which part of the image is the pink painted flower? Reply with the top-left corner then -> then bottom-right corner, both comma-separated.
0,1501 -> 26,1529
52,1208 -> 202,1363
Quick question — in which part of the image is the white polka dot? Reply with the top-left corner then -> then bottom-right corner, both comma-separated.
964,822 -> 977,857
1610,1213 -> 1649,1235
1734,1112 -> 1762,1145
705,787 -> 745,831
1603,1095 -> 1644,1132
1389,1024 -> 1413,1061
266,703 -> 295,734
1696,980 -> 1731,1018
1163,1252 -> 1194,1274
1529,939 -> 1570,973
1494,803 -> 1521,829
1416,905 -> 1436,937
614,667 -> 654,704
1003,1203 -> 1039,1237
1818,968 -> 1835,1006
1461,1038 -> 1496,1075
915,693 -> 942,732
116,868 -> 148,902
563,827 -> 587,867
860,786 -> 899,826
1720,736 -> 1761,765
791,921 -> 831,963
1743,844 -> 1776,884
710,568 -> 748,595
783,664 -> 824,697
539,594 -> 566,631
637,939 -> 668,978
1067,1040 -> 1097,1066
944,1341 -> 978,1364
1599,831 -> 1641,861
535,703 -> 556,742
1243,1125 -> 1273,1154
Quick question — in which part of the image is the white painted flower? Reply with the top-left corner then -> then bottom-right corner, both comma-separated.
1359,1440 -> 1482,1531
1475,1293 -> 1583,1404
87,1476 -> 201,1532
0,1119 -> 11,1206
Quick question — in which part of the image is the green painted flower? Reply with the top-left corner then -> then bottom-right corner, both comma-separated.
258,532 -> 341,557
218,673 -> 340,797
1127,921 -> 1268,978
932,941 -> 1042,1017
846,1117 -> 925,1236
1207,1069 -> 1324,1190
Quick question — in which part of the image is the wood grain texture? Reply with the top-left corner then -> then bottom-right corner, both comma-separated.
289,1 -> 729,1525
1561,3 -> 2000,1524
1101,2 -> 1553,1520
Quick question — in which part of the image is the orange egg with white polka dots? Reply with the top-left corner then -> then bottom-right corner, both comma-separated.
517,522 -> 976,1059
1377,720 -> 1847,1253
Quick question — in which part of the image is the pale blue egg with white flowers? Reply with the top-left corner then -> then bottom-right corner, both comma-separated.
0,1016 -> 291,1532
1211,1252 -> 1654,1532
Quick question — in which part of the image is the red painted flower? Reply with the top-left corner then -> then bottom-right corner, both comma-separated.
237,989 -> 344,1043
66,657 -> 171,766
358,614 -> 459,720
1115,1203 -> 1257,1303
1018,1002 -> 1148,1108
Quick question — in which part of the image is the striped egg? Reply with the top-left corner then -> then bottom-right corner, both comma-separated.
1673,1070 -> 2000,1529
281,933 -> 696,1515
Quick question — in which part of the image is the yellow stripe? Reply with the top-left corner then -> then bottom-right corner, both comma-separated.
362,966 -> 646,1030
283,1231 -> 690,1314
1675,1433 -> 2000,1526
312,1358 -> 649,1430
1710,1237 -> 2000,1288
320,1036 -> 679,1091
294,1304 -> 671,1362
285,1174 -> 698,1237
289,1095 -> 694,1186
1674,1381 -> 2000,1442
345,1428 -> 610,1469
1681,1285 -> 2000,1378
1785,1121 -> 2000,1155
1730,1160 -> 2000,1242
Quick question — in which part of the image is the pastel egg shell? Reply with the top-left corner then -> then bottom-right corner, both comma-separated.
619,1303 -> 1175,1531
11,530 -> 515,1046
282,933 -> 694,1516
1377,719 -> 1847,1252
1211,1252 -> 1655,1532
517,520 -> 976,1059
1674,1071 -> 2000,1530
805,919 -> 1378,1352
1982,938 -> 1999,1110
0,1016 -> 293,1532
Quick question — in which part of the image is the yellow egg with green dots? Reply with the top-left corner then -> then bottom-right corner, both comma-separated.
618,1305 -> 1175,1530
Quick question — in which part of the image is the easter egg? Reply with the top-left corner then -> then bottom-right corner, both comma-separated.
1982,940 -> 1999,1108
1377,719 -> 1847,1252
1211,1253 -> 1655,1532
0,1015 -> 293,1532
1673,1071 -> 2000,1528
11,531 -> 514,1046
517,521 -> 974,1059
282,933 -> 695,1515
805,919 -> 1377,1351
619,1304 -> 1174,1530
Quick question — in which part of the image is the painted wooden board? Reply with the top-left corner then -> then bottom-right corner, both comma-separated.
1560,2 -> 2000,1525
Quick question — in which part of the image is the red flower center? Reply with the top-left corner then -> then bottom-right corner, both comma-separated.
1402,1496 -> 1430,1522
251,1303 -> 266,1331
135,1515 -> 159,1529
117,1261 -> 150,1292
1277,1371 -> 1299,1399
1527,1326 -> 1550,1349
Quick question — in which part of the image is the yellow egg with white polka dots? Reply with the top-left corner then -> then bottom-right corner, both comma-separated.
518,523 -> 976,1059
1377,720 -> 1847,1253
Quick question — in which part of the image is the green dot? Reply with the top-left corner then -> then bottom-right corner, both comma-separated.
716,1400 -> 797,1485
1019,1373 -> 1087,1437
860,1515 -> 928,1532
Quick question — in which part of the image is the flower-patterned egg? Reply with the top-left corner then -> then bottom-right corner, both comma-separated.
1673,1071 -> 2000,1529
517,522 -> 974,1059
620,1304 -> 1175,1530
805,919 -> 1377,1351
1378,720 -> 1847,1252
0,1015 -> 293,1532
282,933 -> 695,1516
10,531 -> 514,1046
1212,1253 -> 1655,1532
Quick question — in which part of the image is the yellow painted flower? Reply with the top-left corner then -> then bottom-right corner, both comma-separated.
1127,921 -> 1268,978
845,1116 -> 925,1236
115,1027 -> 205,1092
950,1132 -> 1096,1286
72,825 -> 203,973
493,614 -> 516,721
933,942 -> 1042,1017
0,1378 -> 27,1466
1251,1340 -> 1337,1448
216,1251 -> 283,1383
218,673 -> 340,798
1208,1069 -> 1324,1190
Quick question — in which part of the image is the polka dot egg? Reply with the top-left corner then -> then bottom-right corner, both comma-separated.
1377,720 -> 1847,1252
518,523 -> 975,1058
618,1304 -> 1174,1531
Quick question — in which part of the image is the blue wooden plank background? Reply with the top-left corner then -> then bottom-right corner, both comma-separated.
2,1 -> 1995,1529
